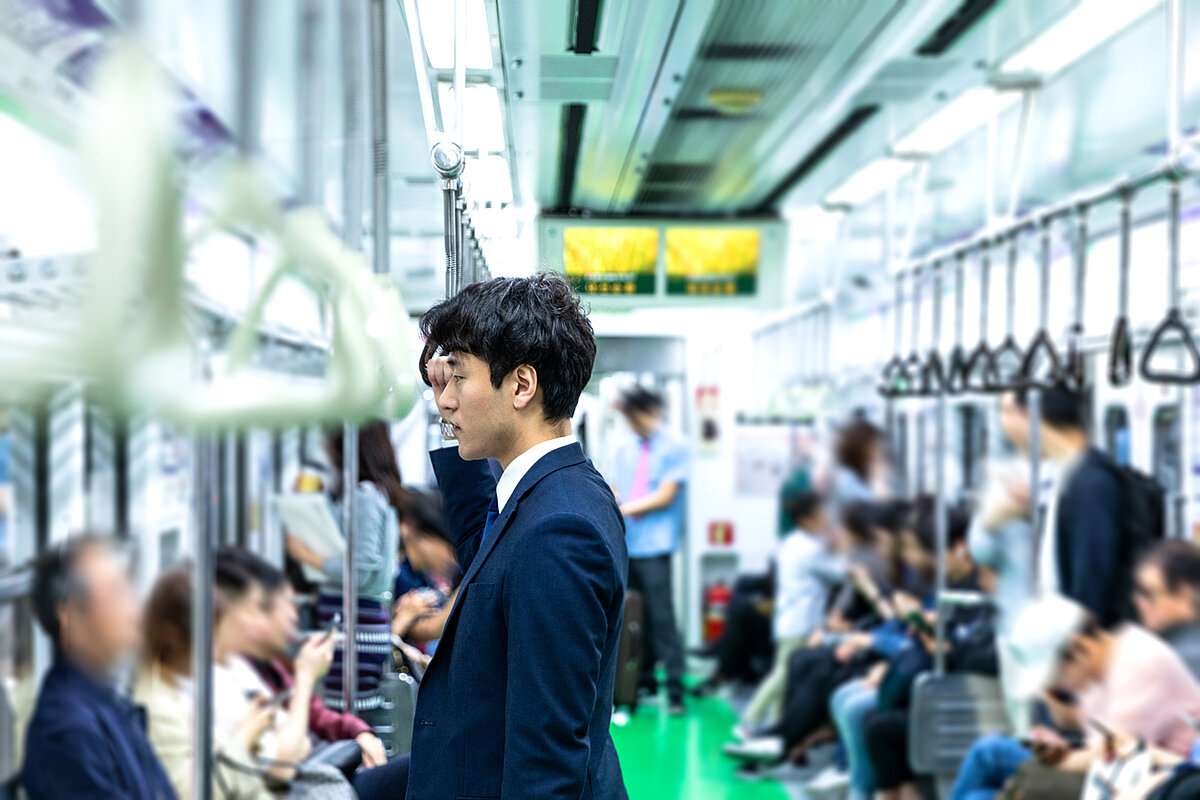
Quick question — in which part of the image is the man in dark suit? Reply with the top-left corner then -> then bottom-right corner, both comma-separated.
22,536 -> 177,799
1017,385 -> 1128,627
406,274 -> 628,800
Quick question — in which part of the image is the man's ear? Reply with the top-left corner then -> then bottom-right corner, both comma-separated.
511,364 -> 538,411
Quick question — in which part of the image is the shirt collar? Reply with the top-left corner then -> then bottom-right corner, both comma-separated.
496,434 -> 577,513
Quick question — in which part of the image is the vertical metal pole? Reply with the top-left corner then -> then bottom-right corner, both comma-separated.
369,0 -> 391,277
340,0 -> 368,713
454,0 -> 468,144
932,262 -> 948,674
341,426 -> 359,713
342,0 -> 367,249
191,433 -> 217,800
235,0 -> 262,157
1168,0 -> 1184,156
1007,90 -> 1036,222
298,0 -> 325,205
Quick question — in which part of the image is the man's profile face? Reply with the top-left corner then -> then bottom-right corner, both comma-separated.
621,408 -> 658,439
64,545 -> 142,666
999,392 -> 1029,452
438,352 -> 517,460
263,585 -> 299,657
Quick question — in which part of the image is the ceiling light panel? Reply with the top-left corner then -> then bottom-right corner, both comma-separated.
1000,0 -> 1160,76
417,0 -> 493,70
825,158 -> 914,206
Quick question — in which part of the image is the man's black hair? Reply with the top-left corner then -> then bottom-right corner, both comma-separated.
911,496 -> 970,553
872,500 -> 913,536
841,502 -> 876,546
216,547 -> 287,598
1015,384 -> 1089,432
617,385 -> 664,416
419,274 -> 596,421
32,535 -> 116,646
783,490 -> 823,529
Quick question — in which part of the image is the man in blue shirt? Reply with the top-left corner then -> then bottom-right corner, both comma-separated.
22,536 -> 176,799
611,385 -> 690,714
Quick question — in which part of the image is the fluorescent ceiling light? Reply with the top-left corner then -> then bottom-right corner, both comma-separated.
417,0 -> 493,70
436,83 -> 505,152
825,158 -> 914,206
893,87 -> 1021,154
1001,0 -> 1160,76
467,155 -> 513,205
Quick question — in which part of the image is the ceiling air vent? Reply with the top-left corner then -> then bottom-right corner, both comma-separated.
635,186 -> 696,205
644,163 -> 714,185
700,43 -> 804,61
674,107 -> 756,122
916,0 -> 1000,56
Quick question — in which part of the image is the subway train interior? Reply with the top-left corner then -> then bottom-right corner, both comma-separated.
11,0 -> 1200,798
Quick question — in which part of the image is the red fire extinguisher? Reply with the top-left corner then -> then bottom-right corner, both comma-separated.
702,580 -> 733,643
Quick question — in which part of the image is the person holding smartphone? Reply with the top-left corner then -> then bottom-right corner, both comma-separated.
949,594 -> 1200,800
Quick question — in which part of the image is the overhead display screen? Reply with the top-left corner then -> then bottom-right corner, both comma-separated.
563,227 -> 658,295
665,228 -> 760,296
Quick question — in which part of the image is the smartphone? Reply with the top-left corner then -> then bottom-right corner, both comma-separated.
322,612 -> 342,642
1046,687 -> 1079,706
262,687 -> 294,710
906,610 -> 935,637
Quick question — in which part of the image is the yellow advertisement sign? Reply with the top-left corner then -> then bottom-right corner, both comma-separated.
666,228 -> 759,296
563,227 -> 658,295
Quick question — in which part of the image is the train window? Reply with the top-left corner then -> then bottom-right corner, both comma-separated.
1153,406 -> 1182,538
0,593 -> 35,786
1104,406 -> 1131,466
956,405 -> 987,492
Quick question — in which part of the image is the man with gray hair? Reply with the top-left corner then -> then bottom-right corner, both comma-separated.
21,536 -> 176,799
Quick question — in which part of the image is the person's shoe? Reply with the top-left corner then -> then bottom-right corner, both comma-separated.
735,762 -> 771,781
804,765 -> 851,796
723,736 -> 784,762
730,723 -> 758,742
690,678 -> 719,698
667,697 -> 686,716
611,708 -> 631,727
689,643 -> 719,659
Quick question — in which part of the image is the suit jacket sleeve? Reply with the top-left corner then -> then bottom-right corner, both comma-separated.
430,447 -> 498,571
501,512 -> 621,800
1063,464 -> 1123,626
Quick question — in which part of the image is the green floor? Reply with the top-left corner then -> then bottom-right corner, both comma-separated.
612,694 -> 790,799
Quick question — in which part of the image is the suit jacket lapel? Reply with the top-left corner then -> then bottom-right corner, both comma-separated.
432,443 -> 587,659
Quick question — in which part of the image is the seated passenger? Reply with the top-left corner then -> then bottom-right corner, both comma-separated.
212,553 -> 334,785
390,488 -> 459,646
21,536 -> 177,799
949,594 -> 1200,800
1133,540 -> 1200,679
689,567 -> 776,693
737,489 -> 844,735
215,548 -> 411,800
134,567 -> 278,800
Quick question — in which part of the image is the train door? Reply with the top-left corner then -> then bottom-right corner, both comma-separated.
1103,405 -> 1132,466
1152,405 -> 1184,538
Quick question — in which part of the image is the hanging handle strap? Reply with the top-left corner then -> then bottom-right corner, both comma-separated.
1018,220 -> 1063,388
945,253 -> 969,394
1109,190 -> 1135,387
985,232 -> 1026,392
1140,178 -> 1200,383
1063,205 -> 1088,389
879,270 -> 908,397
919,261 -> 947,396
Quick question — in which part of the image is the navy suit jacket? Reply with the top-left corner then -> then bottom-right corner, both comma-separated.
406,443 -> 629,800
22,657 -> 177,800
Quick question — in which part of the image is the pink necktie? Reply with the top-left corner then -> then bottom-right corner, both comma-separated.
630,439 -> 652,500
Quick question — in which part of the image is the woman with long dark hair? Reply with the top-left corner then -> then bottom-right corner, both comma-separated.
286,419 -> 404,710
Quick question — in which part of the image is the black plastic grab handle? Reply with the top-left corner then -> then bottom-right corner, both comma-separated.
1139,308 -> 1200,384
877,355 -> 907,398
1062,323 -> 1087,391
1107,316 -> 1134,387
944,345 -> 969,395
1017,329 -> 1063,390
918,351 -> 947,397
962,340 -> 996,393
984,334 -> 1025,393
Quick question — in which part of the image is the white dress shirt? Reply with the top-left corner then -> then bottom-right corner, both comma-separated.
496,435 -> 578,513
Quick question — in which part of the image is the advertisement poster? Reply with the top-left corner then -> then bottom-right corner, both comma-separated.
666,228 -> 759,297
563,227 -> 658,295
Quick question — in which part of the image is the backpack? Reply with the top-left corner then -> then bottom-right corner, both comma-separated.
1107,460 -> 1166,559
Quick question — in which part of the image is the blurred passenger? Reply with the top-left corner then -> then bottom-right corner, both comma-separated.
415,275 -> 627,800
611,384 -> 690,714
828,420 -> 884,524
134,567 -> 276,800
949,594 -> 1200,800
212,554 -> 334,785
286,420 -> 404,703
1017,385 -> 1128,626
22,536 -> 177,800
216,547 -> 412,800
391,487 -> 459,646
690,567 -> 776,694
738,490 -> 843,734
1134,540 -> 1200,678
